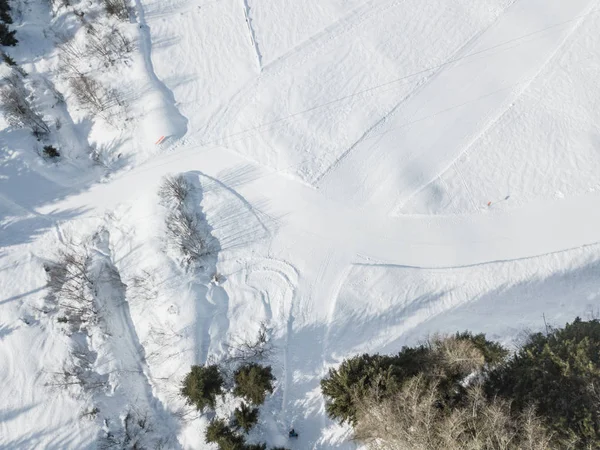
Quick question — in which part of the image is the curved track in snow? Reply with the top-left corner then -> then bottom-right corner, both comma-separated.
32,144 -> 600,269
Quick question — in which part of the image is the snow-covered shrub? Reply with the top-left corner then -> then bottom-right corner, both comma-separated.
233,363 -> 274,406
181,364 -> 224,411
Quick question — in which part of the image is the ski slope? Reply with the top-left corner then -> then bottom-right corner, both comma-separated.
2,0 -> 600,448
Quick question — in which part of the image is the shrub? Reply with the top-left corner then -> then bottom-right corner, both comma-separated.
233,363 -> 274,406
181,365 -> 224,411
321,333 -> 506,425
43,145 -> 60,158
353,375 -> 557,450
233,402 -> 259,433
243,444 -> 267,450
486,318 -> 600,447
0,22 -> 16,46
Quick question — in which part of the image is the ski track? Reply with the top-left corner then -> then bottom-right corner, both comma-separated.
317,0 -> 598,212
241,0 -> 263,71
396,0 -> 599,211
201,0 -> 408,139
312,0 -> 517,186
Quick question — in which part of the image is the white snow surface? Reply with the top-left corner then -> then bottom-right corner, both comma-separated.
2,0 -> 600,448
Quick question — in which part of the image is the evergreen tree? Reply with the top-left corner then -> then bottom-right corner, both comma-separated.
181,364 -> 224,411
0,0 -> 12,24
233,363 -> 275,406
205,419 -> 246,449
0,23 -> 17,47
233,402 -> 259,433
486,318 -> 600,447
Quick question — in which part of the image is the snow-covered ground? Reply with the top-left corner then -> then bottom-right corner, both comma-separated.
2,0 -> 600,448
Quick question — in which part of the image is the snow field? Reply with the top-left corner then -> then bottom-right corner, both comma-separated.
3,0 -> 600,448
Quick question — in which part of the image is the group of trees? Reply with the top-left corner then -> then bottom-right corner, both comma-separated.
181,362 -> 286,449
0,0 -> 17,46
321,319 -> 600,450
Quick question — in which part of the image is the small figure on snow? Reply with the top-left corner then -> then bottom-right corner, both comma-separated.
289,428 -> 298,438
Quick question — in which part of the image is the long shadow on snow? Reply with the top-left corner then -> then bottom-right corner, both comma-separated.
388,256 -> 600,352
0,127 -> 131,248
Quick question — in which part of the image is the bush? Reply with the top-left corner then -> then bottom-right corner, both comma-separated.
43,145 -> 60,158
486,318 -> 600,447
321,333 -> 505,425
181,365 -> 224,411
0,22 -> 16,46
233,363 -> 274,406
354,375 -> 557,450
233,402 -> 259,433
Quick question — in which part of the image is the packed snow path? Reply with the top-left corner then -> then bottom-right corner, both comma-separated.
24,145 -> 600,269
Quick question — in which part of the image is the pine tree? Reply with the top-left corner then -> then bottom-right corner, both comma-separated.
0,23 -> 17,47
233,363 -> 275,406
233,402 -> 259,433
181,364 -> 224,411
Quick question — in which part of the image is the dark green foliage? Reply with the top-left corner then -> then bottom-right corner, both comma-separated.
0,0 -> 12,24
243,444 -> 266,450
0,23 -> 17,47
181,364 -> 224,411
233,402 -> 259,433
453,331 -> 509,367
321,333 -> 506,425
486,318 -> 600,447
233,363 -> 274,406
320,353 -> 412,424
205,419 -> 246,450
2,52 -> 15,66
43,145 -> 60,158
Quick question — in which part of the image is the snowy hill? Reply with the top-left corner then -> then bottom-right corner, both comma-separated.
2,0 -> 600,448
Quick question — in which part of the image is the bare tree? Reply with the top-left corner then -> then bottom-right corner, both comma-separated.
45,245 -> 98,329
84,24 -> 132,67
160,175 -> 214,264
223,322 -> 274,364
353,376 -> 559,450
0,75 -> 50,136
